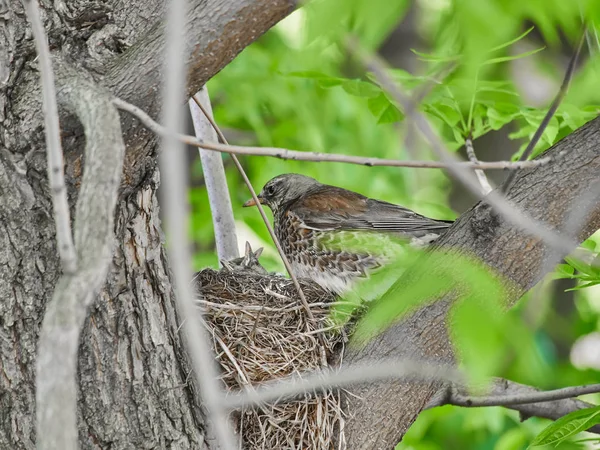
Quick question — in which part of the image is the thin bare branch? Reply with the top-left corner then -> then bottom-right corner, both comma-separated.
223,359 -> 462,410
190,95 -> 329,367
502,28 -> 586,193
161,1 -> 236,449
23,0 -> 76,274
36,59 -> 125,450
113,97 -> 550,171
427,378 -> 600,434
465,135 -> 493,195
449,381 -> 600,408
190,88 -> 239,261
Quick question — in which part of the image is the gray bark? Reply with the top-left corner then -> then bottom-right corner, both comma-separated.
0,0 -> 294,448
190,88 -> 239,262
3,0 -> 600,448
343,116 -> 600,449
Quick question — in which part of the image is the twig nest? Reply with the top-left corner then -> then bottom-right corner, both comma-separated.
195,263 -> 346,449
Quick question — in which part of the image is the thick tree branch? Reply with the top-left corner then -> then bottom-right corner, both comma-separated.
36,59 -> 125,450
100,0 -> 297,192
342,116 -> 600,448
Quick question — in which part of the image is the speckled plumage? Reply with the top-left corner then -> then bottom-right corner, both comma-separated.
244,174 -> 453,294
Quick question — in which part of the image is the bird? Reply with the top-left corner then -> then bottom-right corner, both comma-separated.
243,173 -> 453,295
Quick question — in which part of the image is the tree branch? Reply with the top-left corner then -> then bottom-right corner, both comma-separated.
113,97 -> 550,170
223,358 -> 462,410
100,0 -> 297,193
447,379 -> 600,407
440,378 -> 600,434
190,88 -> 239,261
502,28 -> 586,193
23,0 -> 76,274
36,58 -> 125,450
465,135 -> 493,195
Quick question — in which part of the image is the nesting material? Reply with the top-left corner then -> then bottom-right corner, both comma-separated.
194,267 -> 347,450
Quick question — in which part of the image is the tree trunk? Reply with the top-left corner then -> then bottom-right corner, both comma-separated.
0,0 -> 294,448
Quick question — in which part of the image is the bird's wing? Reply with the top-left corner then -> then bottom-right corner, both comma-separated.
292,186 -> 452,236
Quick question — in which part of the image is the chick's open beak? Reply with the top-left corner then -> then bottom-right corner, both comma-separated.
243,196 -> 264,207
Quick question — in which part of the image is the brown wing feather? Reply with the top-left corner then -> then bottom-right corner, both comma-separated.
298,187 -> 368,213
291,185 -> 452,235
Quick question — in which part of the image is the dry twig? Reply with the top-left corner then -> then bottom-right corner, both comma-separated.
502,28 -> 586,193
114,97 -> 550,171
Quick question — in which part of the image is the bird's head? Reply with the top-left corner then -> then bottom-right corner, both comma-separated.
243,173 -> 321,213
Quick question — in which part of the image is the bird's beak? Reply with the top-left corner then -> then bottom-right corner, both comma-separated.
243,196 -> 265,207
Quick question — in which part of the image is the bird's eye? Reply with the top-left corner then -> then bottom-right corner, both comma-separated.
264,184 -> 276,196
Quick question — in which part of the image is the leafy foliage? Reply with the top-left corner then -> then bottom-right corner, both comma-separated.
529,405 -> 600,447
191,0 -> 600,447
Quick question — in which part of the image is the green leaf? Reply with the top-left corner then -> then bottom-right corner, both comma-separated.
425,103 -> 463,128
378,104 -> 403,124
552,264 -> 575,280
285,71 -> 345,87
481,47 -> 545,66
487,107 -> 513,130
368,94 -> 391,117
342,79 -> 382,98
489,26 -> 535,52
565,256 -> 597,277
529,405 -> 600,447
411,49 -> 461,63
452,127 -> 465,146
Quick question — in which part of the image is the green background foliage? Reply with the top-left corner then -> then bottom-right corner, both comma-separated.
190,0 -> 600,447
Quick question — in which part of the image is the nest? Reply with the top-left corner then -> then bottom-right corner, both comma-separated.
195,264 -> 347,450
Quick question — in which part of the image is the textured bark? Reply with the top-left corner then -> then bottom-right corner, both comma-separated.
0,0 -> 294,448
343,116 -> 600,449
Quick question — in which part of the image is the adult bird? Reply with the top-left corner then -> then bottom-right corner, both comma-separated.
243,173 -> 453,294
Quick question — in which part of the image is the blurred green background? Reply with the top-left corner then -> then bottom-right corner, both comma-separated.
188,0 -> 600,448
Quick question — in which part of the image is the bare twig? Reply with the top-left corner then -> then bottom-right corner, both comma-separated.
223,358 -> 462,410
113,97 -> 550,171
161,1 -> 236,449
23,0 -> 76,274
190,95 -> 328,367
465,134 -> 493,195
189,88 -> 239,261
36,59 -> 125,450
502,28 -> 586,193
449,381 -> 600,407
427,378 -> 600,434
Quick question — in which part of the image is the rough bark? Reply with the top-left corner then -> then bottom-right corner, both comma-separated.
343,116 -> 600,449
0,0 -> 294,448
